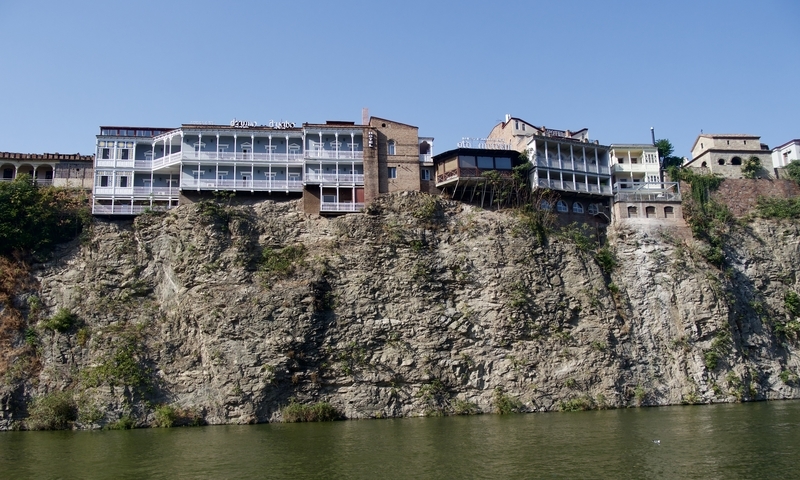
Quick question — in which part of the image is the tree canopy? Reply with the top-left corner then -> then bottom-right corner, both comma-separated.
0,175 -> 90,256
655,138 -> 684,169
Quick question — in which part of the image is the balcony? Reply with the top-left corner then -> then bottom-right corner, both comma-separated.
533,156 -> 610,175
612,182 -> 681,202
96,158 -> 135,168
435,168 -> 514,186
92,204 -> 174,215
305,149 -> 364,160
181,178 -> 304,192
611,162 -> 659,173
305,173 -> 364,184
152,152 -> 183,169
182,151 -> 304,163
536,178 -> 612,195
320,202 -> 364,213
419,154 -> 433,164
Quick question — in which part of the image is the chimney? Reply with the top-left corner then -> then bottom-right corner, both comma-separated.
504,114 -> 511,123
362,108 -> 369,125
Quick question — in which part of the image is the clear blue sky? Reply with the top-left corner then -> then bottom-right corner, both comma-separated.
1,0 -> 798,158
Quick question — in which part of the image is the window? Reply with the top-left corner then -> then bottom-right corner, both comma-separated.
494,157 -> 512,170
647,175 -> 659,183
421,169 -> 431,181
664,206 -> 675,218
100,176 -> 109,187
731,156 -> 742,166
388,167 -> 397,179
388,140 -> 396,155
540,200 -> 552,210
718,158 -> 725,165
459,156 -> 476,168
101,148 -> 110,159
120,149 -> 130,160
630,157 -> 638,164
588,203 -> 599,215
477,156 -> 494,169
118,176 -> 128,188
627,206 -> 638,218
573,202 -> 584,214
646,206 -> 656,218
557,200 -> 568,213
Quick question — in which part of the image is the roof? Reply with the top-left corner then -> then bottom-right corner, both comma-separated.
432,147 -> 519,162
690,133 -> 762,152
369,116 -> 418,129
773,139 -> 800,151
0,152 -> 94,162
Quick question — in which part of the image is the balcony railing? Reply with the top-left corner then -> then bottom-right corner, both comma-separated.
612,181 -> 681,202
151,152 -> 183,169
419,154 -> 433,164
182,151 -> 305,163
92,204 -> 174,215
181,178 -> 304,191
320,202 -> 364,212
536,178 -> 612,195
96,158 -> 135,168
436,168 -> 514,184
611,162 -> 659,173
305,149 -> 364,160
305,173 -> 364,184
533,156 -> 610,175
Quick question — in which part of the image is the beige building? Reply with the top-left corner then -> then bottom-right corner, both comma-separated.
1,151 -> 94,189
685,134 -> 773,178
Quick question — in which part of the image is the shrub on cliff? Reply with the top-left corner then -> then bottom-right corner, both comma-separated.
0,175 -> 90,256
26,391 -> 77,430
281,400 -> 340,422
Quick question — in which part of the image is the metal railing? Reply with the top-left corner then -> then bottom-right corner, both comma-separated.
92,204 -> 174,215
305,173 -> 364,184
304,149 -> 364,160
181,179 -> 303,191
320,202 -> 364,212
536,178 -> 612,195
533,156 -> 610,175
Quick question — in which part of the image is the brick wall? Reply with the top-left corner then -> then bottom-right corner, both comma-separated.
369,118 -> 420,194
700,179 -> 800,216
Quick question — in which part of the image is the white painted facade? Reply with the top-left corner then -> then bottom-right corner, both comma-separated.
772,139 -> 800,168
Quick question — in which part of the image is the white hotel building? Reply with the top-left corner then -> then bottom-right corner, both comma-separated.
92,120 -> 370,215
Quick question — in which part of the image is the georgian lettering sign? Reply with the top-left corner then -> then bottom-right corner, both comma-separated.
230,119 -> 258,128
268,120 -> 296,129
457,137 -> 512,150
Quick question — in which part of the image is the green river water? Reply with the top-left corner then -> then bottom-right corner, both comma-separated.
1,401 -> 799,479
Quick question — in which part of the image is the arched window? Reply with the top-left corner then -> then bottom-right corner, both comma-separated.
731,156 -> 742,165
419,141 -> 430,155
718,158 -> 725,165
588,203 -> 599,215
627,206 -> 638,218
557,200 -> 568,212
388,140 -> 396,155
646,206 -> 656,218
573,202 -> 584,214
664,206 -> 675,218
540,200 -> 552,211
701,161 -> 707,167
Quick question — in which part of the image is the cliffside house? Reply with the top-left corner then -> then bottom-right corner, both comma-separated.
684,134 -> 774,179
432,146 -> 523,206
91,117 -> 432,216
609,144 -> 683,223
1,151 -> 94,189
772,139 -> 800,169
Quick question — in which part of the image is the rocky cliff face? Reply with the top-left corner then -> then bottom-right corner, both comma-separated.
2,193 -> 799,428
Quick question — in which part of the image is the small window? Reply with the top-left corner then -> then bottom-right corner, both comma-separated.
646,206 -> 656,218
731,157 -> 742,166
573,202 -> 584,214
664,206 -> 675,218
718,158 -> 725,165
388,141 -> 396,155
494,157 -> 512,170
101,148 -> 110,159
477,156 -> 494,169
421,169 -> 431,181
388,167 -> 397,179
701,161 -> 708,167
627,206 -> 638,218
630,157 -> 638,164
540,200 -> 552,211
556,200 -> 568,213
588,204 -> 599,215
100,176 -> 109,187
459,156 -> 477,168
118,176 -> 128,188
120,149 -> 130,160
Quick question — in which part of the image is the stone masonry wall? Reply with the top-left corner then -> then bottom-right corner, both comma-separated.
711,179 -> 800,216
